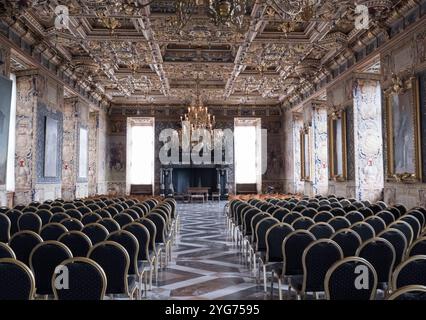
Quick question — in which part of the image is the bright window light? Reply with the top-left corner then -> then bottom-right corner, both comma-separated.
130,125 -> 154,184
235,125 -> 257,183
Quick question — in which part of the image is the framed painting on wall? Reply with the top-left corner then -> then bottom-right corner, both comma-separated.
78,127 -> 88,180
44,116 -> 59,178
300,126 -> 311,181
328,109 -> 347,181
385,75 -> 422,182
0,75 -> 12,185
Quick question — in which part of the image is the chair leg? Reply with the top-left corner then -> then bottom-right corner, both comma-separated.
270,270 -> 274,299
278,278 -> 282,300
263,265 -> 267,293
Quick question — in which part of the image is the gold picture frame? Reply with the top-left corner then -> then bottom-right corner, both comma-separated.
385,75 -> 422,183
328,109 -> 348,182
300,126 -> 311,182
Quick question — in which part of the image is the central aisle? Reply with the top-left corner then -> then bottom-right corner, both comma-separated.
150,202 -> 268,300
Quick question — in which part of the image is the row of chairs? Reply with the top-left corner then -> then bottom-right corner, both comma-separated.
226,196 -> 426,300
0,196 -> 179,300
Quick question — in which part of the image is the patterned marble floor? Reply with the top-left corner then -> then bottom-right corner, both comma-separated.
146,201 -> 279,300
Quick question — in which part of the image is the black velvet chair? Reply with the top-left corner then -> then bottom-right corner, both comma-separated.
49,212 -> 71,224
291,239 -> 343,299
329,207 -> 346,217
77,206 -> 92,215
29,241 -> 73,296
351,221 -> 376,242
22,206 -> 37,213
65,209 -> 83,220
114,213 -> 134,228
87,204 -> 102,212
265,206 -> 278,214
107,230 -> 145,299
376,210 -> 395,226
279,230 -> 316,299
282,212 -> 302,225
98,218 -> 121,233
61,218 -> 84,231
399,215 -> 421,240
325,257 -> 378,300
88,241 -> 136,299
135,218 -> 158,258
0,213 -> 11,243
81,212 -> 102,226
145,213 -> 171,266
38,204 -> 52,210
59,231 -> 92,257
378,228 -> 407,267
292,217 -> 315,230
389,220 -> 414,246
130,206 -> 145,218
9,231 -> 43,266
17,213 -> 42,233
331,228 -> 362,257
63,203 -> 77,210
328,216 -> 351,232
344,211 -> 364,225
95,209 -> 112,219
364,216 -> 387,235
300,208 -> 318,219
407,210 -> 425,229
408,237 -> 426,257
35,209 -> 53,226
0,242 -> 15,259
0,258 -> 36,300
242,208 -> 261,239
359,207 -> 374,218
105,206 -> 119,217
308,222 -> 335,239
50,206 -> 65,214
272,208 -> 290,221
40,223 -> 69,241
52,257 -> 106,300
82,223 -> 109,245
387,207 -> 401,220
392,255 -> 426,290
356,237 -> 395,290
0,206 -> 9,214
313,211 -> 334,223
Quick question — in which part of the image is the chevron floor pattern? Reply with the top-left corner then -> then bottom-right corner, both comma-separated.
146,201 -> 283,300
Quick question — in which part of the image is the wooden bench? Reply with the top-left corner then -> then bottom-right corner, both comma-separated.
130,184 -> 153,195
236,183 -> 258,195
190,194 -> 205,203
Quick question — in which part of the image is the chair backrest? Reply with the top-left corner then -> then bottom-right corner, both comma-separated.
52,257 -> 106,300
61,218 -> 84,231
65,209 -> 83,220
50,206 -> 65,214
0,242 -> 15,259
300,208 -> 318,219
328,216 -> 351,232
376,210 -> 395,226
251,213 -> 271,244
378,228 -> 407,267
88,241 -> 130,295
9,230 -> 43,266
282,230 -> 316,276
325,257 -> 378,300
330,208 -> 346,217
135,218 -> 157,252
331,228 -> 362,257
308,222 -> 335,239
123,222 -> 151,262
271,208 -> 290,221
351,221 -> 376,242
81,213 -> 102,226
389,220 -> 414,246
291,217 -> 315,230
123,209 -> 140,220
386,285 -> 426,300
356,237 -> 395,285
22,206 -> 38,213
113,213 -> 134,228
408,237 -> 426,257
242,208 -> 261,236
0,213 -> 11,243
359,207 -> 374,218
407,210 -> 425,229
145,213 -> 166,243
49,212 -> 71,224
254,217 -> 279,252
29,241 -> 73,295
82,223 -> 109,245
107,230 -> 140,275
17,213 -> 42,233
58,231 -> 92,257
40,223 -> 69,241
63,203 -> 77,210
98,218 -> 121,233
399,215 -> 421,240
301,239 -> 343,294
313,211 -> 334,223
344,211 -> 364,225
96,209 -> 112,219
392,255 -> 426,291
0,258 -> 35,300
282,212 -> 302,225
265,223 -> 294,263
35,209 -> 53,226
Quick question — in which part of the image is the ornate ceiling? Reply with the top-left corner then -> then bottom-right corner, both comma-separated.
0,0 -> 420,107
